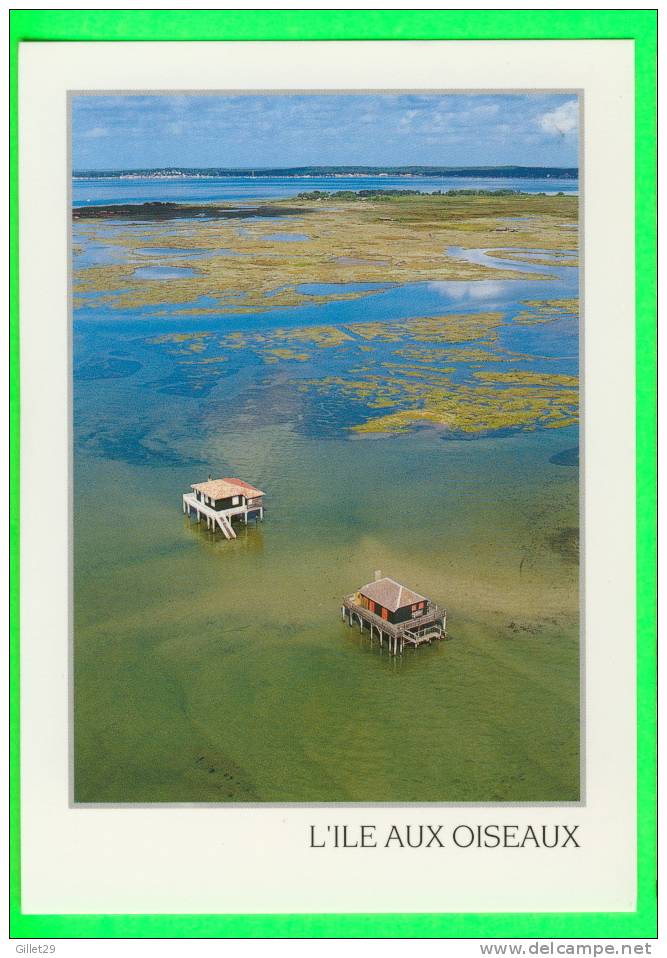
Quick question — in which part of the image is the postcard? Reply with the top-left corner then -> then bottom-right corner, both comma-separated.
11,15 -> 656,942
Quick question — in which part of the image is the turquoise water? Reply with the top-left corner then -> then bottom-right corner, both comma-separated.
72,173 -> 578,206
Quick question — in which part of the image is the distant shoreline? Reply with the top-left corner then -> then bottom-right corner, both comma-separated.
72,165 -> 578,181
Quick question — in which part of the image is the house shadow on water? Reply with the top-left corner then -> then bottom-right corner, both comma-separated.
182,512 -> 266,556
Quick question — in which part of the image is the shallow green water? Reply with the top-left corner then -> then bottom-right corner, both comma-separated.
74,424 -> 579,803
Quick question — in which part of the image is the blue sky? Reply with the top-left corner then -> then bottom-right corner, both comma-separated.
72,93 -> 579,170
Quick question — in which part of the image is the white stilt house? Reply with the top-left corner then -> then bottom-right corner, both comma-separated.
182,477 -> 265,540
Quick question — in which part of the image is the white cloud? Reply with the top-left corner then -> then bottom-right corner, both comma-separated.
539,100 -> 579,137
83,126 -> 109,139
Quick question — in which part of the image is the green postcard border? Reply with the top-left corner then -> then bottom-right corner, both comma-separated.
9,9 -> 657,940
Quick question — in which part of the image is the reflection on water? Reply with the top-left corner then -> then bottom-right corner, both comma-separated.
133,266 -> 201,279
263,232 -> 310,243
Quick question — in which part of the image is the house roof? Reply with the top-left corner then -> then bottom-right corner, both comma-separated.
191,477 -> 265,500
358,577 -> 427,612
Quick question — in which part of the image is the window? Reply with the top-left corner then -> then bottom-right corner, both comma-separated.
232,496 -> 239,506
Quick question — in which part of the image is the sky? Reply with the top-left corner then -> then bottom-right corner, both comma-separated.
72,93 -> 579,171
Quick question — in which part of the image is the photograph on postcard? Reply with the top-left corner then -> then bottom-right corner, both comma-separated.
71,92 -> 581,805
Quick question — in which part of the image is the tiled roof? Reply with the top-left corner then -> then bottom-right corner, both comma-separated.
358,577 -> 427,612
191,477 -> 265,500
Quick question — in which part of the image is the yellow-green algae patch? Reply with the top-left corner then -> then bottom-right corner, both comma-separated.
141,305 -> 578,439
263,348 -> 311,363
387,344 -> 541,365
492,250 -> 578,268
148,331 -> 211,354
350,383 -> 579,436
299,375 -> 409,410
146,313 -> 506,367
513,298 -> 578,326
345,312 -> 503,344
212,324 -> 354,354
178,355 -> 228,366
529,298 -> 578,312
149,332 -> 211,345
474,371 -> 578,387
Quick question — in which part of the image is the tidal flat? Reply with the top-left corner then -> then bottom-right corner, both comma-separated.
73,191 -> 580,803
73,192 -> 577,313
